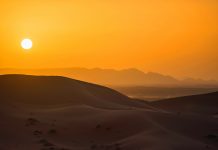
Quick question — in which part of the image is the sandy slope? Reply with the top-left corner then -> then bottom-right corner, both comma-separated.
152,92 -> 218,115
0,75 -> 217,150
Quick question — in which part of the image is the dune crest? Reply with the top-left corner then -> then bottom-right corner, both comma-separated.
0,75 -> 217,150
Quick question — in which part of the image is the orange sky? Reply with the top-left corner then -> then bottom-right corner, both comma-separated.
0,0 -> 217,79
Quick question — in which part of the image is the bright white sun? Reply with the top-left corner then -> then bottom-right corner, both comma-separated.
21,39 -> 33,50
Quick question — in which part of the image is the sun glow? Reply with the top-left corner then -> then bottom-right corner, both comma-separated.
21,39 -> 32,50
0,1 -> 216,79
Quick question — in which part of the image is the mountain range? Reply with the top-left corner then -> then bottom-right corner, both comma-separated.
0,68 -> 217,87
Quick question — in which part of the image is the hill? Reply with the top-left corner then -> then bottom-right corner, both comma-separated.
0,74 -> 144,109
0,75 -> 217,150
152,92 -> 218,115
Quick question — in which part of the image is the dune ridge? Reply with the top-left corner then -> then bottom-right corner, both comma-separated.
0,75 -> 217,150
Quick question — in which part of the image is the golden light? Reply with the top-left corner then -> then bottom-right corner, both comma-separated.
21,39 -> 33,50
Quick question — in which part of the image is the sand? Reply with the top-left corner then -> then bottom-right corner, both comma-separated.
0,75 -> 217,150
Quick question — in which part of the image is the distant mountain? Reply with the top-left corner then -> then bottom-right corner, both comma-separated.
0,68 -> 217,87
182,77 -> 218,86
113,86 -> 218,101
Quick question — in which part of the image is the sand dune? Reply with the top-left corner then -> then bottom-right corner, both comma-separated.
0,75 -> 217,150
152,92 -> 218,115
0,74 -> 145,109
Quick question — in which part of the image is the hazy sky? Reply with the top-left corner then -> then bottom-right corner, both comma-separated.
0,0 -> 217,79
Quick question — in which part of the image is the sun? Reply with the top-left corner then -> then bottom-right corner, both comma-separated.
21,38 -> 33,50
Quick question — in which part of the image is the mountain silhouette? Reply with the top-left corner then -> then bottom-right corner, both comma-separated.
1,68 -> 217,86
0,68 -> 180,86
